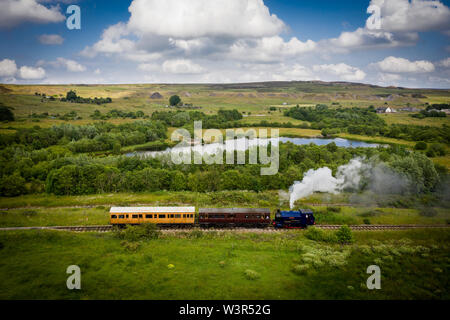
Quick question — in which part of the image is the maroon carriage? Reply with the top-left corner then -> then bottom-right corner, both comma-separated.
198,208 -> 271,228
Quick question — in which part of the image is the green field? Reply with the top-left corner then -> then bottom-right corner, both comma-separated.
1,81 -> 449,300
0,228 -> 449,300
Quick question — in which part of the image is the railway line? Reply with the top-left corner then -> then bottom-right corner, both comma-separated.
0,224 -> 449,232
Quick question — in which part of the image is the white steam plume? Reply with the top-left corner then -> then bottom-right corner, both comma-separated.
289,158 -> 368,208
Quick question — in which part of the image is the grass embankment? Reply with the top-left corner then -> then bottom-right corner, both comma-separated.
0,228 -> 448,299
0,191 -> 448,227
0,191 -> 281,209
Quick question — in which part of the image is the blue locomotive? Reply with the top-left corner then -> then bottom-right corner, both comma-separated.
273,209 -> 315,229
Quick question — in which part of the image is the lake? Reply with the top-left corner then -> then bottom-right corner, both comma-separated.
127,137 -> 381,158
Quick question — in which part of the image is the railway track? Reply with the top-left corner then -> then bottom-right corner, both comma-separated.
0,224 -> 449,232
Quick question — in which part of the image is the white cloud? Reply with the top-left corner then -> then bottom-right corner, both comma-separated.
18,66 -> 46,79
80,23 -> 134,57
55,58 -> 86,72
325,27 -> 418,52
0,0 -> 65,28
81,0 -> 313,65
229,36 -> 316,62
0,59 -> 18,77
127,0 -> 285,38
322,0 -> 450,52
39,34 -> 64,45
378,73 -> 402,85
370,0 -> 450,32
162,59 -> 205,74
438,57 -> 450,68
372,56 -> 435,73
312,63 -> 366,81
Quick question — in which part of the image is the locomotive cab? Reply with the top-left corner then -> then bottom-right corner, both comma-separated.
273,209 -> 315,229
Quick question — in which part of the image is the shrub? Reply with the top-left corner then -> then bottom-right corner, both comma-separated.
304,227 -> 338,243
244,269 -> 260,280
189,230 -> 204,239
120,240 -> 140,252
114,224 -> 161,241
292,264 -> 309,275
336,225 -> 354,244
327,206 -> 341,213
363,218 -> 371,225
419,208 -> 438,217
415,141 -> 427,150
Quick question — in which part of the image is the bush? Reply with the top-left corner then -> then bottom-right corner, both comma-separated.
363,218 -> 371,225
327,206 -> 342,213
188,230 -> 204,239
419,208 -> 438,217
304,227 -> 338,243
169,95 -> 182,106
336,225 -> 354,244
415,141 -> 427,151
120,240 -> 140,252
114,224 -> 161,241
244,269 -> 260,280
292,264 -> 309,275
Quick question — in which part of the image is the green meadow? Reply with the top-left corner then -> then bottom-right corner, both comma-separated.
0,228 -> 448,300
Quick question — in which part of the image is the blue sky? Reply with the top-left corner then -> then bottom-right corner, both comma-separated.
0,0 -> 449,88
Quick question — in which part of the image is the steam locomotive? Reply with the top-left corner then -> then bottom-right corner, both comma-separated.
109,207 -> 315,229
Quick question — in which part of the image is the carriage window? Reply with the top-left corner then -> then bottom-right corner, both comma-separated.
139,214 -> 143,218
245,215 -> 249,219
119,215 -> 125,219
126,215 -> 129,218
183,214 -> 186,218
132,214 -> 138,219
159,214 -> 166,218
111,215 -> 117,219
256,215 -> 260,219
175,214 -> 181,218
191,214 -> 194,218
146,214 -> 153,219
169,214 -> 174,218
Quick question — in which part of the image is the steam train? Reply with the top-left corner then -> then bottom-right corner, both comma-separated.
109,207 -> 315,229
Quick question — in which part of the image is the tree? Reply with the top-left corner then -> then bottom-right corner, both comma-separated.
169,95 -> 182,106
0,104 -> 14,121
66,90 -> 78,101
0,173 -> 27,196
414,141 -> 427,151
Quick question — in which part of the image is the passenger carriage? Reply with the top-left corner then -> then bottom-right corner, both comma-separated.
109,207 -> 195,228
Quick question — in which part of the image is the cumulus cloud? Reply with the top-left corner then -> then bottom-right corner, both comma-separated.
127,0 -> 285,38
0,59 -> 18,77
18,66 -> 46,79
162,59 -> 205,74
325,27 -> 418,51
81,0 -> 315,66
372,56 -> 435,73
312,63 -> 367,81
0,0 -> 65,28
54,58 -> 86,72
229,36 -> 316,62
39,34 -> 64,45
323,0 -> 450,52
438,57 -> 450,68
370,0 -> 450,32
